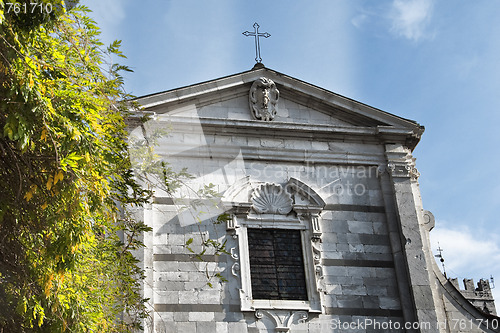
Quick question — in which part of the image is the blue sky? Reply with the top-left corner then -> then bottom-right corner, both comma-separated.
84,0 -> 500,301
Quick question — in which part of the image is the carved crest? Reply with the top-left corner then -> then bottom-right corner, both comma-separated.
251,183 -> 292,214
249,77 -> 279,121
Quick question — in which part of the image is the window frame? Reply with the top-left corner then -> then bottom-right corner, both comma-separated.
234,213 -> 322,313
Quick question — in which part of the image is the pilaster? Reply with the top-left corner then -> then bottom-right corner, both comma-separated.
384,144 -> 439,332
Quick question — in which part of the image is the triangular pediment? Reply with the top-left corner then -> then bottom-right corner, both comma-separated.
132,66 -> 424,150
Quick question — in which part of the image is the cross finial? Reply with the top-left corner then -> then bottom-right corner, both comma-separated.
243,22 -> 271,64
435,242 -> 447,278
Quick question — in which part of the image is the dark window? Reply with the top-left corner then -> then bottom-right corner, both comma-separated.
247,228 -> 308,301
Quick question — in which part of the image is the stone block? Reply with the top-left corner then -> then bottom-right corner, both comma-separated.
197,290 -> 220,304
154,281 -> 184,291
366,285 -> 388,296
312,141 -> 329,150
325,284 -> 342,295
346,233 -> 360,244
323,220 -> 350,233
358,234 -> 390,245
373,222 -> 388,235
177,322 -> 196,333
183,133 -> 205,145
215,322 -> 228,333
322,242 -> 337,252
153,320 -> 175,333
188,312 -> 215,322
363,276 -> 395,288
323,265 -> 348,277
347,267 -> 374,278
336,243 -> 350,252
228,111 -> 252,120
335,233 -> 348,244
200,106 -> 228,118
349,244 -> 364,252
247,137 -> 261,147
322,251 -> 343,259
332,210 -> 355,220
378,296 -> 401,310
260,138 -> 284,148
179,290 -> 198,304
321,232 -> 338,244
336,295 -> 363,307
412,285 -> 435,309
196,321 -> 219,333
284,139 -> 312,150
348,220 -> 374,234
154,290 -> 179,304
214,135 -> 231,145
159,271 -> 190,282
173,312 -> 189,321
228,322 -> 248,333
231,136 -> 247,146
341,284 -> 367,296
362,295 -> 380,308
369,244 -> 392,254
374,267 -> 397,279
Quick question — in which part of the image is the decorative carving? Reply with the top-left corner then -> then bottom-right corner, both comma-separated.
310,213 -> 321,240
423,210 -> 435,232
251,183 -> 293,215
255,310 -> 308,332
231,262 -> 240,277
386,156 -> 420,181
249,77 -> 279,121
230,247 -> 239,260
226,215 -> 236,230
310,235 -> 324,292
409,165 -> 420,181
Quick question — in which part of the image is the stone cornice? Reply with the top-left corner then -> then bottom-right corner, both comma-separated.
138,116 -> 422,151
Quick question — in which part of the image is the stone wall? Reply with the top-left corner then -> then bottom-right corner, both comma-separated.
130,67 -> 499,332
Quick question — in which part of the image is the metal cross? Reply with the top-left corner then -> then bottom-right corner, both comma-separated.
243,23 -> 271,63
435,243 -> 447,278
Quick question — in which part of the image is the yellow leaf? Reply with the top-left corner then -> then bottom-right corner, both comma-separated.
29,74 -> 34,88
41,203 -> 48,210
46,175 -> 53,190
24,191 -> 33,202
41,128 -> 47,141
54,171 -> 63,185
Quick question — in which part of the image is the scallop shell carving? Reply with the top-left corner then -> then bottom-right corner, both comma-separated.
251,183 -> 293,214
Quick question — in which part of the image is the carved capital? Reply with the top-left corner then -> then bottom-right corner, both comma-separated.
386,162 -> 419,181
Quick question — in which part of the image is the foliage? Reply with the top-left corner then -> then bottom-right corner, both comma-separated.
0,0 -> 152,331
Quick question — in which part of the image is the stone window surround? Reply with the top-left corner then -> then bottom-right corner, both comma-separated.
224,178 -> 325,314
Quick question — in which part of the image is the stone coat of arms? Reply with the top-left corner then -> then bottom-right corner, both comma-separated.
249,77 -> 279,121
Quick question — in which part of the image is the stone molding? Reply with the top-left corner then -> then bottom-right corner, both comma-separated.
223,178 -> 325,315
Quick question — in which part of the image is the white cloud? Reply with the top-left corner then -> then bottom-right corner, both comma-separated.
351,14 -> 368,30
389,0 -> 434,41
430,222 -> 500,304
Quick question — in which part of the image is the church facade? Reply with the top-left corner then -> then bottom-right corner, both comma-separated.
129,65 -> 499,332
